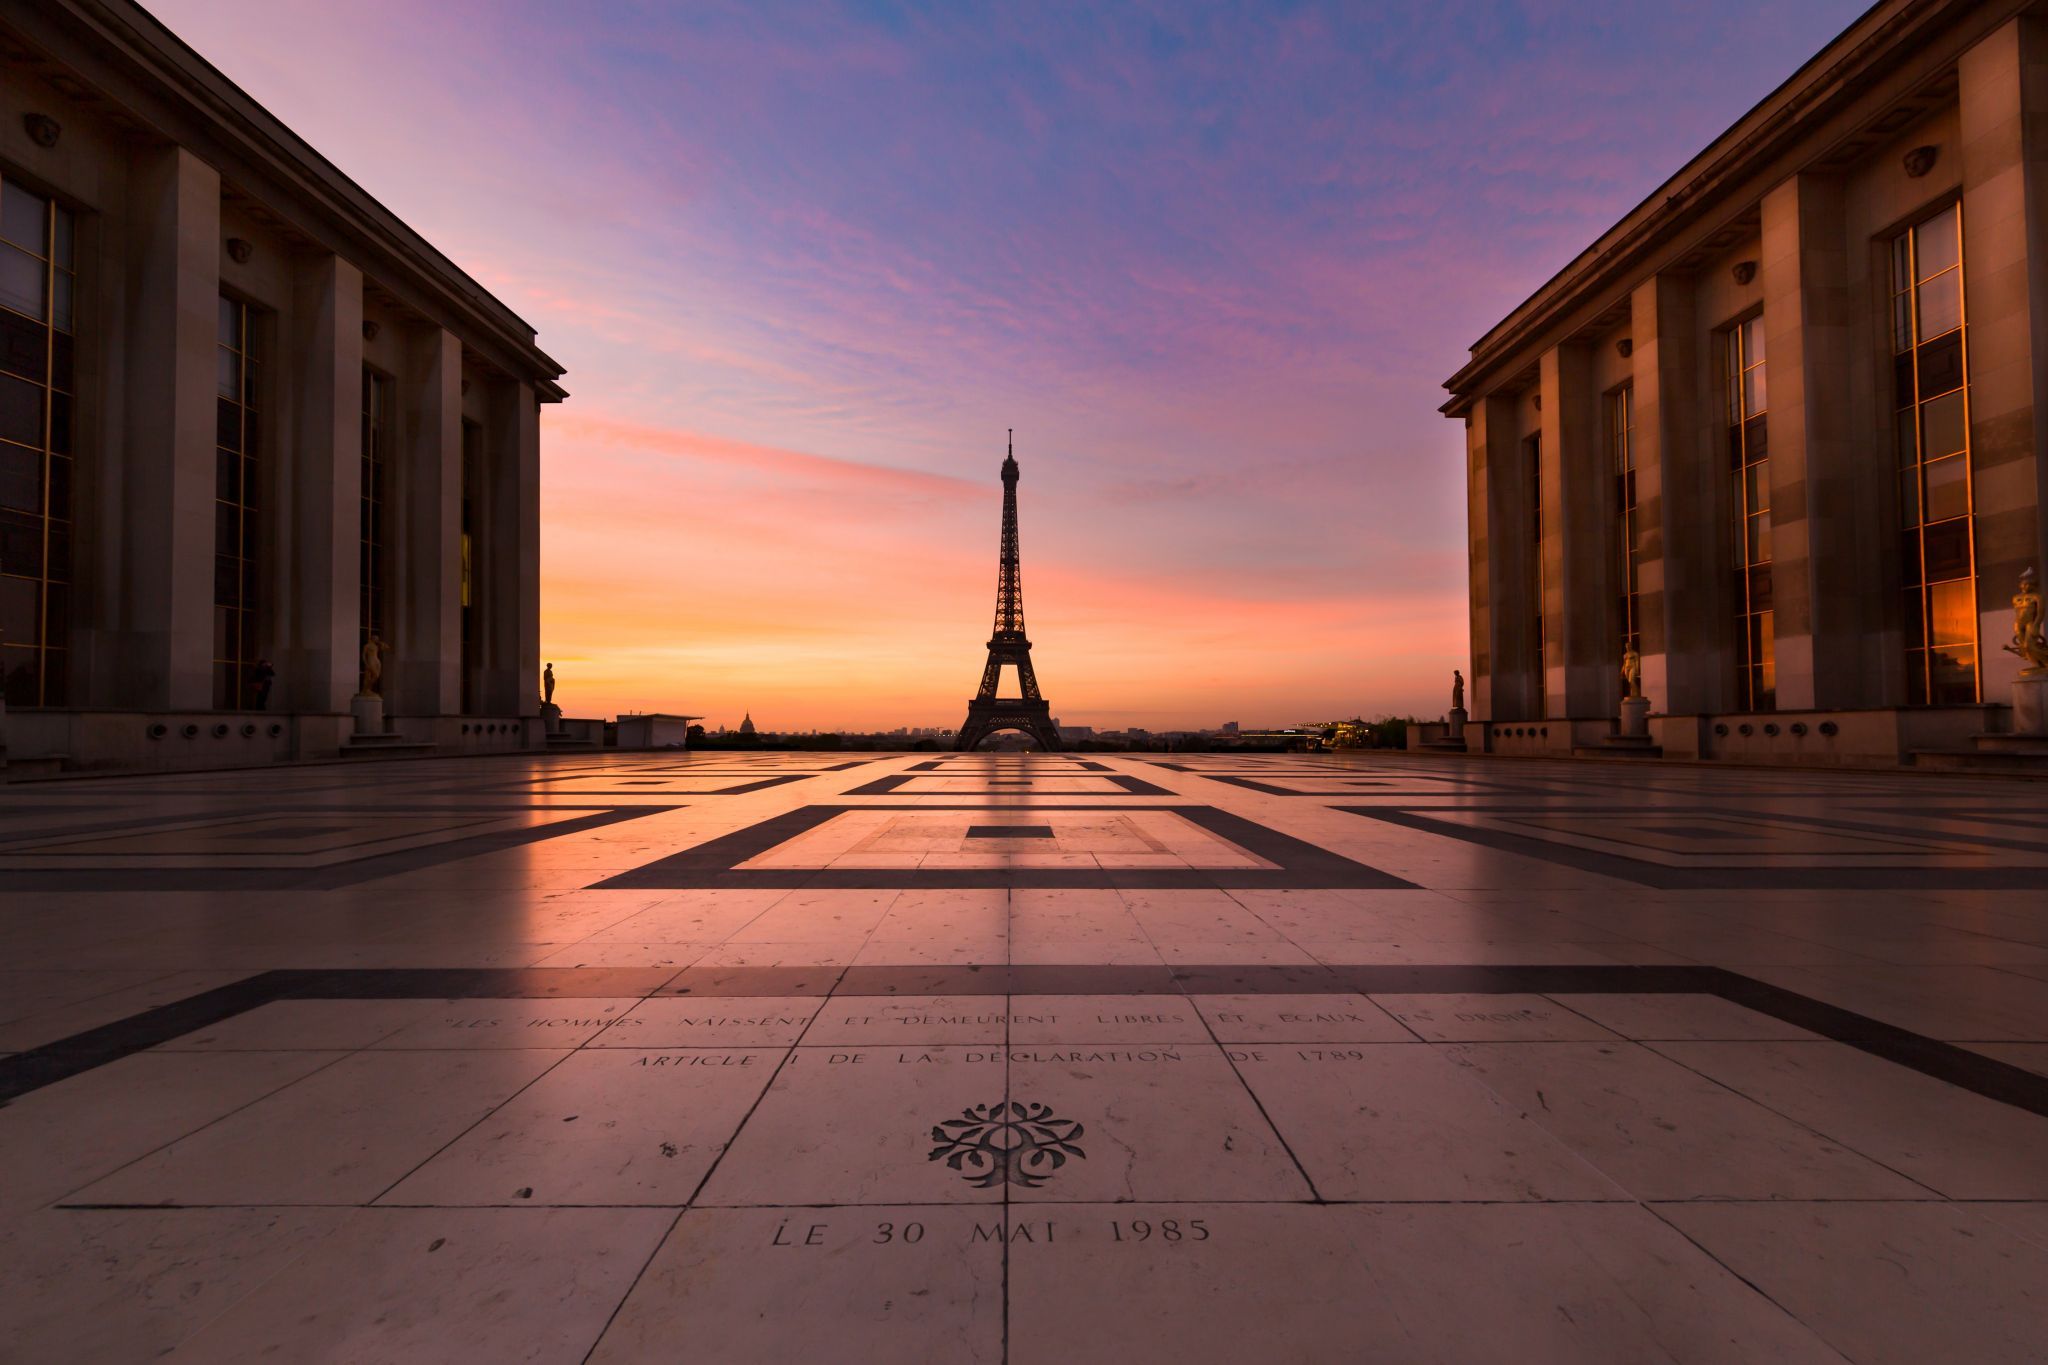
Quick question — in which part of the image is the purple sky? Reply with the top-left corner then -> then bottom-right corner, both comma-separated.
156,0 -> 1870,730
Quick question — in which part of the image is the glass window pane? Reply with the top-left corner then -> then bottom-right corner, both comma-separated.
1894,404 -> 1918,467
51,331 -> 71,393
0,440 -> 39,513
1744,316 -> 1765,365
0,244 -> 46,320
50,272 -> 71,333
1743,364 -> 1765,417
1891,234 -> 1912,296
217,346 -> 239,399
1924,453 -> 1969,522
1744,413 -> 1768,460
1920,390 -> 1966,461
1919,332 -> 1963,400
216,396 -> 240,453
52,208 -> 72,271
1899,467 -> 1921,528
0,308 -> 45,384
1917,270 -> 1961,340
0,373 -> 43,446
1891,289 -> 1912,354
1928,577 -> 1975,648
1749,562 -> 1774,611
0,183 -> 47,254
218,295 -> 238,345
1924,517 -> 1971,581
1916,205 -> 1960,280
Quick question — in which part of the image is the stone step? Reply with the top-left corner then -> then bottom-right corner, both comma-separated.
339,736 -> 435,758
1909,747 -> 2048,773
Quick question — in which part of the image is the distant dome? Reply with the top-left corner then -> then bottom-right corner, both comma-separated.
739,712 -> 756,735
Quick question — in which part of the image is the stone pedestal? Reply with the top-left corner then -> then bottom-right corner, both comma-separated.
540,702 -> 563,736
350,694 -> 384,737
2015,674 -> 2048,736
1447,707 -> 1467,740
1620,697 -> 1651,739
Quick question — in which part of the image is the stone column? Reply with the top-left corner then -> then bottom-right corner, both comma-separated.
1633,272 -> 1726,714
116,144 -> 218,710
1539,342 -> 1611,716
481,379 -> 540,715
1462,410 -> 1492,722
393,326 -> 462,717
1960,16 -> 2048,699
1761,172 -> 1883,709
285,254 -> 362,713
1476,392 -> 1538,721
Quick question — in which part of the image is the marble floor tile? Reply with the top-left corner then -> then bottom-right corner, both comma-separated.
1008,994 -> 1211,1044
587,1206 -> 1003,1364
0,1050 -> 344,1214
161,1207 -> 673,1363
1652,1040 -> 2048,1198
383,1047 -> 778,1205
1192,992 -> 1416,1043
369,997 -> 641,1049
71,1049 -> 568,1206
1370,992 -> 1620,1041
1548,991 -> 1821,1041
0,1207 -> 346,1362
802,995 -> 1012,1045
1233,1043 -> 1624,1201
1657,1201 -> 2048,1365
698,1045 -> 1008,1206
1440,1042 -> 1931,1200
593,995 -> 823,1047
1006,1043 -> 1310,1203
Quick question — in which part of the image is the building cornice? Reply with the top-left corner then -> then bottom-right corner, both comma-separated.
0,0 -> 567,400
1441,0 -> 2007,416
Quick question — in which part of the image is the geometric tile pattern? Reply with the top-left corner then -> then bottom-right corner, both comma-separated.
5,748 -> 2048,1361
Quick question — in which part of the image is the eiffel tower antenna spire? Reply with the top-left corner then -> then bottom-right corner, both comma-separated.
956,432 -> 1061,751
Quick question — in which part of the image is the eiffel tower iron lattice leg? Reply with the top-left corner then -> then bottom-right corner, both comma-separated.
957,434 -> 1063,751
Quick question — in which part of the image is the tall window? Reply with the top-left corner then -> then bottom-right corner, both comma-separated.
1525,432 -> 1547,714
1891,203 -> 1976,705
0,178 -> 75,707
360,368 -> 390,657
1725,315 -> 1772,711
213,296 -> 259,709
460,419 -> 481,714
1610,385 -> 1639,657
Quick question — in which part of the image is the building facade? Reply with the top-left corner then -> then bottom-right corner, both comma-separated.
1443,0 -> 2048,766
0,0 -> 563,771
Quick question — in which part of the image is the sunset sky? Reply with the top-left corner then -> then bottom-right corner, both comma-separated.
157,0 -> 1868,732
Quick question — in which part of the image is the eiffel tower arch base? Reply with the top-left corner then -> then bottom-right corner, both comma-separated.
956,696 -> 1062,751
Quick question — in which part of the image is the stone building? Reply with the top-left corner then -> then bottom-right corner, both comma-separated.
0,0 -> 563,772
1442,0 -> 2048,766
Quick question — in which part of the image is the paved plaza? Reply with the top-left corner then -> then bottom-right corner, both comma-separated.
2,750 -> 2046,1361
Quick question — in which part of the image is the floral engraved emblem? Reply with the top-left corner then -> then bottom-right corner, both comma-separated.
928,1101 -> 1086,1188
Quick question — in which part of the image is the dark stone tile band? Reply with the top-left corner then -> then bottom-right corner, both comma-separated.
589,803 -> 1415,890
1342,805 -> 2048,890
0,805 -> 675,892
6,962 -> 2044,1122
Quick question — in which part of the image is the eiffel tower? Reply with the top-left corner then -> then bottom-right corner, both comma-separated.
956,433 -> 1062,751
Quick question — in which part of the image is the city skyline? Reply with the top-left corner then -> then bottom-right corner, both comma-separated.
153,0 -> 1870,729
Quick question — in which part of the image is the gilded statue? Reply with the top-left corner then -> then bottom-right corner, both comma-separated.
2007,567 -> 2048,675
1621,640 -> 1642,700
359,634 -> 388,697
